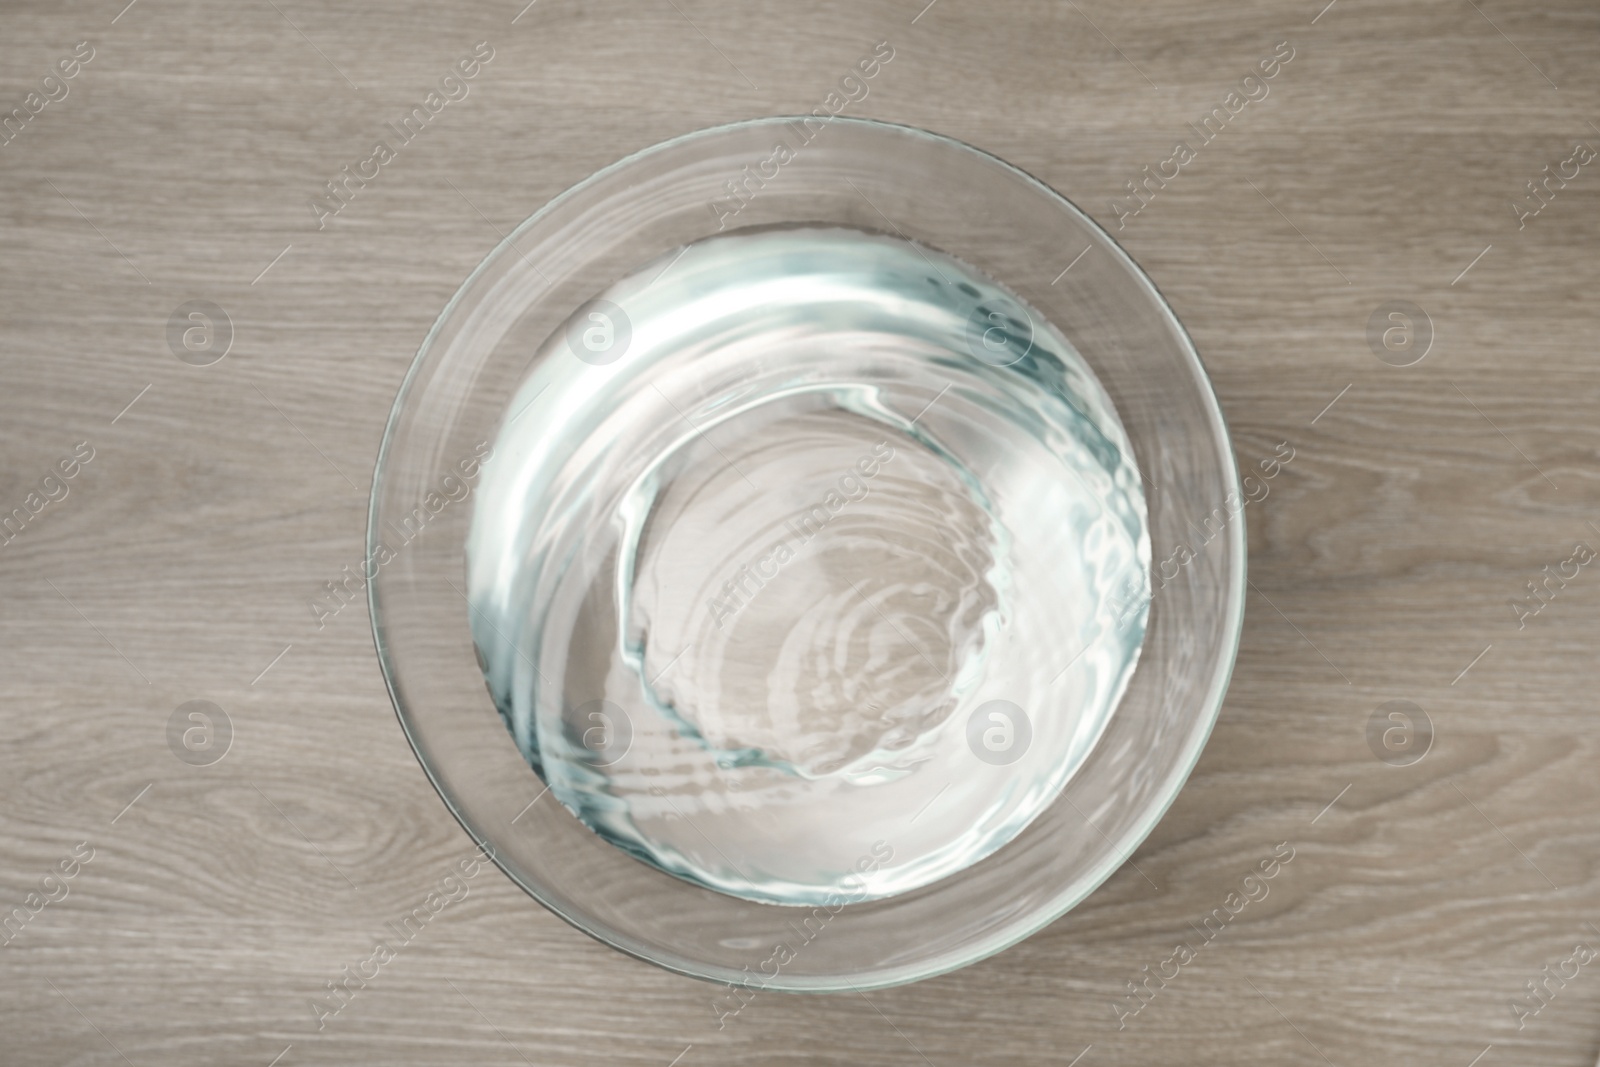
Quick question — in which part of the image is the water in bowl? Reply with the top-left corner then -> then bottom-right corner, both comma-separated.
465,226 -> 1149,907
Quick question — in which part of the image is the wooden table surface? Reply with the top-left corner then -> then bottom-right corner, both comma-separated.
4,0 -> 1600,1063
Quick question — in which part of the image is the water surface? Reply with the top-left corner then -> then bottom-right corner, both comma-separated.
466,227 -> 1149,905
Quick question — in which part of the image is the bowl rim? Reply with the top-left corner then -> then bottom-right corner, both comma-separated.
366,114 -> 1247,992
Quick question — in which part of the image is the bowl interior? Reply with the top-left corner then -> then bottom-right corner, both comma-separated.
368,116 -> 1243,991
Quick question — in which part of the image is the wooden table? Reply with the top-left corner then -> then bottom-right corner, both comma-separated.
3,0 -> 1598,1063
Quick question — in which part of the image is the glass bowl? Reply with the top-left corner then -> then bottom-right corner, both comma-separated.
368,116 -> 1244,991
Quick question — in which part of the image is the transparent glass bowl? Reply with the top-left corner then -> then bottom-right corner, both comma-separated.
368,117 -> 1244,991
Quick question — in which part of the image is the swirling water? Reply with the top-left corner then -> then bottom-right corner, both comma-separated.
466,227 -> 1149,906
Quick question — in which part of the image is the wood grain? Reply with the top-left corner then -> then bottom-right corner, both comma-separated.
4,0 -> 1600,1063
